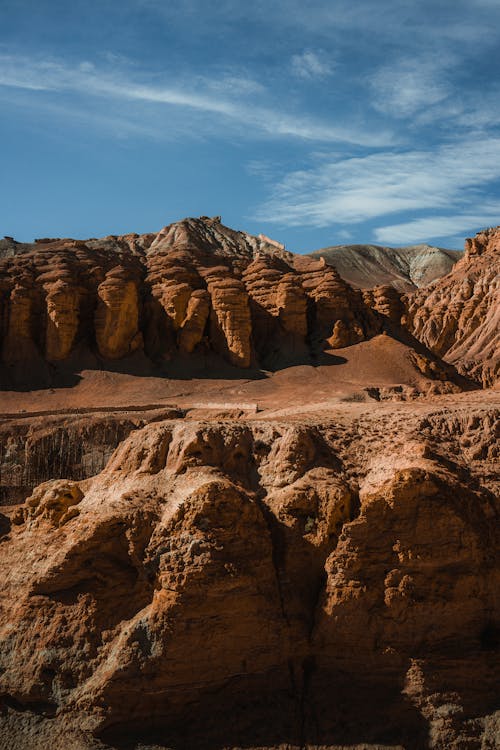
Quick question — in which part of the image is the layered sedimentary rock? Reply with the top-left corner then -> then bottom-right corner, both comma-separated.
295,255 -> 379,350
406,226 -> 500,386
0,407 -> 181,505
95,268 -> 142,359
205,270 -> 252,367
44,279 -> 81,361
311,243 -> 463,291
0,239 -> 145,373
0,217 -> 388,372
178,289 -> 211,354
3,217 -> 495,383
276,273 -> 308,337
1,281 -> 38,362
0,217 -> 498,750
364,284 -> 405,326
0,402 -> 498,750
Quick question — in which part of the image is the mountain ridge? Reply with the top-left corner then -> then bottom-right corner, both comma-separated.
309,242 -> 463,291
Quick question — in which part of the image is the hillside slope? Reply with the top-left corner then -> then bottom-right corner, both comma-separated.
406,226 -> 500,387
310,243 -> 462,291
0,216 -> 464,396
0,218 -> 498,750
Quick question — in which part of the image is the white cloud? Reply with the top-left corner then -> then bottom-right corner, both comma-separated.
254,138 -> 500,229
370,57 -> 453,118
337,228 -> 353,241
2,89 -> 168,140
374,211 -> 500,245
141,0 -> 500,45
0,53 -> 389,146
291,50 -> 333,79
78,61 -> 95,73
203,74 -> 265,95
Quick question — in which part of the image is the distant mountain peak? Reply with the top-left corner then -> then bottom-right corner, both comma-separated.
309,243 -> 463,292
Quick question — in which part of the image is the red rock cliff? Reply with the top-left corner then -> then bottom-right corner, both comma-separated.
0,217 -> 385,374
406,226 -> 500,386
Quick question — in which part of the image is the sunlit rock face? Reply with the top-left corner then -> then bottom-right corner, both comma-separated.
0,408 -> 498,750
406,226 -> 500,387
95,269 -> 143,359
0,217 -> 386,371
3,218 -> 495,385
0,218 -> 498,750
310,242 -> 463,292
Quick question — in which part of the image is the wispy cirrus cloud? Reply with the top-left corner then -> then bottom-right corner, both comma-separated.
140,0 -> 500,46
374,210 -> 500,245
291,50 -> 334,80
0,53 -> 390,146
254,138 -> 500,241
2,1 -> 500,247
370,56 -> 454,118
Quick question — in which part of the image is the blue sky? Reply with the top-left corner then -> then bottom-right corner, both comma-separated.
1,0 -> 500,251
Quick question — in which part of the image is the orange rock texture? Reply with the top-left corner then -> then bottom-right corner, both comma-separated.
0,218 -> 498,750
0,217 -> 383,372
406,226 -> 500,386
0,404 -> 498,749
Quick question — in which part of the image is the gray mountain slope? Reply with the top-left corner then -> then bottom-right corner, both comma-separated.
309,243 -> 463,291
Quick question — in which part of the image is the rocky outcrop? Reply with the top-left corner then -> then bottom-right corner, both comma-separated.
406,226 -> 500,386
0,217 -> 390,373
44,279 -> 81,361
206,271 -> 252,367
4,217 -> 495,383
295,255 -> 378,350
178,289 -> 210,354
0,404 -> 497,749
364,284 -> 405,325
0,407 -> 181,505
22,479 -> 84,527
95,267 -> 143,359
0,239 -> 146,373
1,216 -> 499,750
311,243 -> 463,291
276,273 -> 308,337
1,281 -> 39,362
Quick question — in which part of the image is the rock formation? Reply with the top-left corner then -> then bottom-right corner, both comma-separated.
205,271 -> 252,367
3,217 -> 493,386
0,217 -> 389,374
363,284 -> 405,325
0,217 -> 498,750
178,289 -> 211,354
95,268 -> 143,359
0,401 -> 498,749
45,279 -> 81,361
406,226 -> 500,386
311,243 -> 463,291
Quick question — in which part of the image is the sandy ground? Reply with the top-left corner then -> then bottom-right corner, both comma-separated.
3,335 -> 494,418
0,345 -> 498,431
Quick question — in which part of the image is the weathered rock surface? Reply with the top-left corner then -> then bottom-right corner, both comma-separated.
178,289 -> 211,354
45,279 -> 81,361
95,268 -> 143,359
0,217 -> 498,750
0,400 -> 498,750
311,243 -> 463,291
406,226 -> 500,386
0,217 -> 388,374
206,271 -> 252,367
2,217 -> 494,390
0,407 -> 181,505
364,284 -> 405,326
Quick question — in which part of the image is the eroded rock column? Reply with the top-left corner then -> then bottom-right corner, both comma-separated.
95,267 -> 143,359
45,280 -> 81,360
206,271 -> 252,367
